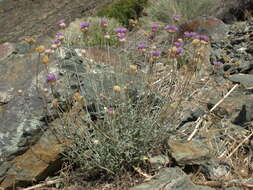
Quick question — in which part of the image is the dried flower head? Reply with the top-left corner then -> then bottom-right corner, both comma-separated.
35,45 -> 45,53
41,55 -> 49,64
113,85 -> 121,93
24,38 -> 36,44
129,64 -> 138,72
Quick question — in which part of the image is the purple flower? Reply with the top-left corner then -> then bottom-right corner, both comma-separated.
195,34 -> 209,42
151,50 -> 161,57
212,61 -> 223,66
56,32 -> 64,40
151,24 -> 159,32
80,22 -> 90,29
52,39 -> 61,45
117,33 -> 126,39
46,74 -> 57,83
172,14 -> 181,21
174,41 -> 184,48
114,27 -> 127,33
148,34 -> 156,40
176,47 -> 184,56
138,43 -> 147,51
165,25 -> 178,32
100,19 -> 108,27
184,31 -> 197,38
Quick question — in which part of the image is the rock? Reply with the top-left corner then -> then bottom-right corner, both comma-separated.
178,17 -> 228,41
167,140 -> 212,165
130,167 -> 214,190
149,155 -> 170,169
228,74 -> 253,89
0,42 -> 15,61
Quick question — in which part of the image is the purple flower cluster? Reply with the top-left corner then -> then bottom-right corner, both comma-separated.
80,22 -> 90,30
172,14 -> 181,20
164,25 -> 178,32
184,31 -> 197,38
138,43 -> 147,51
151,50 -> 161,57
114,27 -> 127,33
56,32 -> 64,40
175,47 -> 184,56
148,34 -> 156,41
46,74 -> 57,84
195,34 -> 209,42
100,19 -> 108,27
174,41 -> 184,48
151,24 -> 159,32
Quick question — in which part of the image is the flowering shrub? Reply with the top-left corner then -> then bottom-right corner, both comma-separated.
64,17 -> 122,46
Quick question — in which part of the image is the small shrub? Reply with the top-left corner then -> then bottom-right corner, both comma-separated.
63,17 -> 122,47
97,0 -> 148,26
145,0 -> 218,24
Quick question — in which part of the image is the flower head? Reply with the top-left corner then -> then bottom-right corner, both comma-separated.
151,24 -> 159,32
138,43 -> 147,51
172,14 -> 181,21
175,47 -> 184,56
195,34 -> 209,42
174,41 -> 184,48
117,33 -> 126,42
58,19 -> 66,28
46,74 -> 57,84
114,27 -> 127,33
100,19 -> 108,27
151,50 -> 161,57
184,31 -> 197,38
35,45 -> 45,53
148,34 -> 156,41
164,25 -> 178,32
56,32 -> 64,40
80,21 -> 90,31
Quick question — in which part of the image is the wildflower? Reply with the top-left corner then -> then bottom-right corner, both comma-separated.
51,39 -> 61,49
175,47 -> 184,56
58,19 -> 66,28
113,85 -> 121,93
129,64 -> 138,72
184,31 -> 197,38
114,27 -> 127,33
172,14 -> 181,21
151,24 -> 159,32
129,19 -> 138,26
35,45 -> 45,53
151,50 -> 161,57
138,43 -> 147,52
148,34 -> 156,41
165,25 -> 178,32
81,49 -> 86,56
212,61 -> 223,66
174,41 -> 184,48
80,21 -> 90,31
46,74 -> 57,85
72,92 -> 83,102
43,88 -> 49,93
117,33 -> 126,42
195,34 -> 209,42
107,107 -> 114,115
41,55 -> 49,64
100,19 -> 108,27
56,32 -> 64,40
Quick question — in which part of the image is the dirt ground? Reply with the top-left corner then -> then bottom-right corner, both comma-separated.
0,0 -> 114,43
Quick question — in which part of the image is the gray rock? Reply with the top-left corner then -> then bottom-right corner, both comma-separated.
228,74 -> 253,89
167,140 -> 212,165
130,167 -> 214,190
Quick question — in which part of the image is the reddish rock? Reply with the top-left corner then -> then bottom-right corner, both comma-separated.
178,17 -> 228,41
